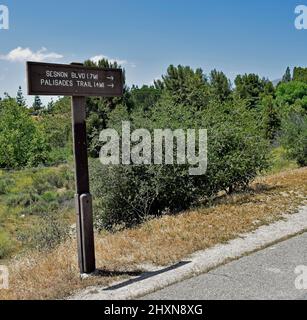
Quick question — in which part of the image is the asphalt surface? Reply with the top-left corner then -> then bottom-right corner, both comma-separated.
142,232 -> 307,300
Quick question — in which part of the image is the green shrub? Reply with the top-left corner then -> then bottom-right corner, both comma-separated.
57,190 -> 75,206
90,161 -> 196,230
17,213 -> 70,251
58,165 -> 75,190
4,166 -> 75,217
32,167 -> 73,194
91,98 -> 269,230
41,191 -> 58,203
5,191 -> 40,207
196,101 -> 269,195
20,202 -> 59,216
47,147 -> 72,166
0,176 -> 15,195
33,172 -> 58,193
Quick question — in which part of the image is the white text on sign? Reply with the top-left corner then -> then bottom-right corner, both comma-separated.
40,70 -> 108,88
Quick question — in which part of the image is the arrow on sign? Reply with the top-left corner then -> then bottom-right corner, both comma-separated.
107,76 -> 114,81
107,84 -> 114,88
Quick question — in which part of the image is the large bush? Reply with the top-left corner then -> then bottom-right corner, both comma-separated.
17,212 -> 71,251
90,161 -> 196,230
200,101 -> 269,194
91,94 -> 269,230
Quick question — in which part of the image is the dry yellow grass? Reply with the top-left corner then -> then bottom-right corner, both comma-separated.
1,167 -> 306,300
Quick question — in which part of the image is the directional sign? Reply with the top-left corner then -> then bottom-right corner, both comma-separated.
26,60 -> 124,274
27,61 -> 123,97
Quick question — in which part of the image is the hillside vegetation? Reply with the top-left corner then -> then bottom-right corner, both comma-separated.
0,167 -> 306,300
0,165 -> 75,259
0,62 -> 306,299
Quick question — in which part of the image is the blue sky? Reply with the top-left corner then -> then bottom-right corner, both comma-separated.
0,0 -> 306,104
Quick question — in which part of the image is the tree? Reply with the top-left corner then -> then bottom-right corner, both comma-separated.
276,81 -> 307,111
27,124 -> 50,167
209,69 -> 232,102
234,74 -> 266,109
16,86 -> 26,106
282,67 -> 292,83
293,67 -> 307,83
38,97 -> 72,164
280,106 -> 307,166
261,95 -> 280,141
199,100 -> 269,194
154,65 -> 210,110
32,96 -> 43,115
263,79 -> 276,97
0,98 -> 49,168
130,85 -> 161,113
83,58 -> 131,157
46,99 -> 55,114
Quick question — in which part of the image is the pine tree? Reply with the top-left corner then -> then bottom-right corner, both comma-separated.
282,67 -> 292,83
16,86 -> 26,106
234,74 -> 266,109
262,95 -> 280,142
46,99 -> 55,113
157,65 -> 209,109
32,96 -> 43,115
209,69 -> 232,102
83,58 -> 129,157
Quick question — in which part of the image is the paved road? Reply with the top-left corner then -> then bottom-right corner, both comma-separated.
142,233 -> 307,300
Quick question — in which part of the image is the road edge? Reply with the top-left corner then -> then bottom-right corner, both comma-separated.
69,205 -> 307,300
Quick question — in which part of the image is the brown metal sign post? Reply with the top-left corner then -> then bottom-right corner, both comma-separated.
27,61 -> 123,274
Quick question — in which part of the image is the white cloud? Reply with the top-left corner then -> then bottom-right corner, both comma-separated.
0,47 -> 63,63
90,54 -> 135,67
90,54 -> 127,65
